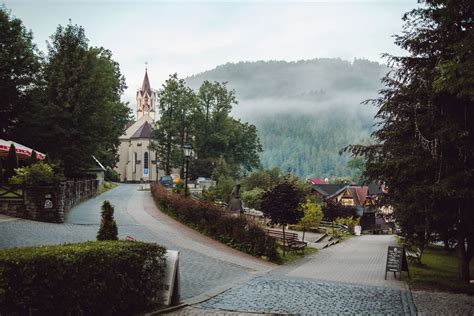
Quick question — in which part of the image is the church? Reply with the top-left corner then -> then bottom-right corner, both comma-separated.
115,69 -> 160,182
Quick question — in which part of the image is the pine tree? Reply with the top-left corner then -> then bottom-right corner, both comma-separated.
29,150 -> 38,165
4,144 -> 18,181
97,200 -> 118,241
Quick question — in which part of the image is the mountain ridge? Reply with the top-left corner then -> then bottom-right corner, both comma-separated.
185,58 -> 386,179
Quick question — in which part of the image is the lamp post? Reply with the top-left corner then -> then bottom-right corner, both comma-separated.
156,159 -> 160,183
183,144 -> 192,197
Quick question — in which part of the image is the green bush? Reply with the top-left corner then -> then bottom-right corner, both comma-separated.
104,167 -> 120,182
335,216 -> 360,233
9,162 -> 58,186
151,183 -> 277,260
242,187 -> 264,210
0,241 -> 167,315
97,200 -> 118,240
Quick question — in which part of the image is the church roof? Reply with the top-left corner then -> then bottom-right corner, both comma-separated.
141,69 -> 152,96
131,121 -> 152,139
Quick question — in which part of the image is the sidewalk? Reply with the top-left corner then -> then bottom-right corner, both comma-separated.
165,235 -> 416,315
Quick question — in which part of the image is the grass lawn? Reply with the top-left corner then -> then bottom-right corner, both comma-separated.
276,246 -> 318,265
98,181 -> 118,194
408,245 -> 474,295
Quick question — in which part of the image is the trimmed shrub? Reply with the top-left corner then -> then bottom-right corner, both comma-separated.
0,241 -> 167,315
97,200 -> 118,240
9,162 -> 58,186
151,183 -> 277,260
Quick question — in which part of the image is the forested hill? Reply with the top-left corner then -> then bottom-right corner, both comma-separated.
186,58 -> 387,179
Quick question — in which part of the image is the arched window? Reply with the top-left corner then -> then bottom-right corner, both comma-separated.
133,152 -> 137,173
144,152 -> 149,169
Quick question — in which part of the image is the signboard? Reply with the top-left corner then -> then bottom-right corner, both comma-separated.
143,168 -> 149,176
385,246 -> 409,280
162,250 -> 180,306
354,225 -> 361,236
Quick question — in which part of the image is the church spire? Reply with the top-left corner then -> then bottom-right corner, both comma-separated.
136,67 -> 157,121
141,68 -> 152,97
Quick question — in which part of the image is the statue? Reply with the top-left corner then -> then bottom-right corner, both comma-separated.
228,184 -> 243,214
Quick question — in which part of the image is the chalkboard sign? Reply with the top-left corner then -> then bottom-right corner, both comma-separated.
385,246 -> 409,280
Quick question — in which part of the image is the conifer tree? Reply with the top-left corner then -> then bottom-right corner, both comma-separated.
29,150 -> 38,165
347,0 -> 474,282
97,200 -> 118,241
4,144 -> 18,181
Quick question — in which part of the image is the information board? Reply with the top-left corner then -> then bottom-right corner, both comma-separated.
385,246 -> 409,280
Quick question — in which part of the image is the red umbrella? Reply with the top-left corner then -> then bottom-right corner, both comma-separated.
0,139 -> 46,160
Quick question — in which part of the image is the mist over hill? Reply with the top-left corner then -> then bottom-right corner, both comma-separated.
186,58 -> 387,179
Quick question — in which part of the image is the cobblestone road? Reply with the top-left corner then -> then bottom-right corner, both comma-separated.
197,277 -> 416,315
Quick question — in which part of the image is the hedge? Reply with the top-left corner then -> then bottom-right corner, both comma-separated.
0,241 -> 167,315
151,183 -> 277,260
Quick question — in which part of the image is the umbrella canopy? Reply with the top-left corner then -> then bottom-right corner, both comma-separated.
0,139 -> 46,160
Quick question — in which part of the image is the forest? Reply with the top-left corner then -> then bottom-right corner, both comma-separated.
186,58 -> 387,179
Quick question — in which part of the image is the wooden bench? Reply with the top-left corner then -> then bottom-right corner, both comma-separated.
266,229 -> 307,253
406,248 -> 422,265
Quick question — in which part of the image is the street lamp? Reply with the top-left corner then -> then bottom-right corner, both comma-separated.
183,144 -> 192,196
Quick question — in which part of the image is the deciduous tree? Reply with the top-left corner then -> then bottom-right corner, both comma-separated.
0,7 -> 41,139
261,180 -> 305,255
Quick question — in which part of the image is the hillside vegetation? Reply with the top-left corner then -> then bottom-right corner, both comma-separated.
186,58 -> 386,178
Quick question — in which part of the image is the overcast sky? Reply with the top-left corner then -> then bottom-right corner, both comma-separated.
4,0 -> 417,105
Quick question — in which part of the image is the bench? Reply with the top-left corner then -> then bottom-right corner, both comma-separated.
266,229 -> 307,253
406,248 -> 422,265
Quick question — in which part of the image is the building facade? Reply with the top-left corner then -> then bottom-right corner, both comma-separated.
115,70 -> 160,182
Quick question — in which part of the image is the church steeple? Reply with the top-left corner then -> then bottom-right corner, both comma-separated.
141,69 -> 152,97
136,68 -> 157,121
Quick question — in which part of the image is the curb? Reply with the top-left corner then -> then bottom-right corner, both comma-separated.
148,273 -> 266,315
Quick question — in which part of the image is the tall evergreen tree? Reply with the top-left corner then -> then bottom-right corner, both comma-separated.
348,0 -> 474,282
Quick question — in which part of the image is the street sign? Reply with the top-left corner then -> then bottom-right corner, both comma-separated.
385,246 -> 409,280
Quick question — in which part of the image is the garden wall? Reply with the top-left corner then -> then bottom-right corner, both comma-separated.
0,179 -> 99,223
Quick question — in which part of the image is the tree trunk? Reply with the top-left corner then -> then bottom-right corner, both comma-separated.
457,230 -> 470,282
457,201 -> 470,282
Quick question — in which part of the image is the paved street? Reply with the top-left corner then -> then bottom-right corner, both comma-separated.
0,184 -> 417,314
0,184 -> 273,299
174,235 -> 416,315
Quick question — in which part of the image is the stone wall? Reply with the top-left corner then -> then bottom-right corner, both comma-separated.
0,179 -> 99,223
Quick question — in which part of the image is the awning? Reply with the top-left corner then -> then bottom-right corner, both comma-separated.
0,139 -> 46,160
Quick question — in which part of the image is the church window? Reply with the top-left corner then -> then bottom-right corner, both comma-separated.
144,152 -> 149,169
